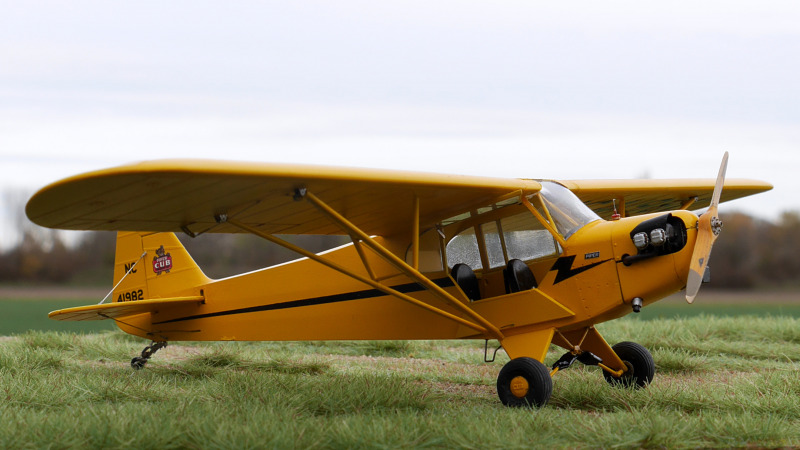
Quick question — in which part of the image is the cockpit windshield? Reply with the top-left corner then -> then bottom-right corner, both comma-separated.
536,181 -> 602,239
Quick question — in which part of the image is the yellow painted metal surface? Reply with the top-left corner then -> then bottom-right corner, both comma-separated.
510,376 -> 530,398
501,328 -> 556,361
26,160 -> 541,238
468,290 -> 574,331
99,230 -> 480,341
536,220 -> 622,325
49,296 -> 205,321
553,327 -> 626,372
560,178 -> 772,219
611,211 -> 699,309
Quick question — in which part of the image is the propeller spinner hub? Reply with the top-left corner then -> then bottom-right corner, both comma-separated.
711,216 -> 723,236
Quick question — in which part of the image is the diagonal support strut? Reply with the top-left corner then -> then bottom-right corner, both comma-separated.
302,190 -> 505,341
224,218 -> 491,335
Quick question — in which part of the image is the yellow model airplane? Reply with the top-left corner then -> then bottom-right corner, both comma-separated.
26,153 -> 771,407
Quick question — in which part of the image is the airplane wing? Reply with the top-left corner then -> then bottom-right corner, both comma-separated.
558,179 -> 773,219
48,296 -> 205,321
27,160 -> 541,237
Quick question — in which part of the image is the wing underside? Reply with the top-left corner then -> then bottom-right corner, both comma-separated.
559,178 -> 772,218
27,160 -> 542,238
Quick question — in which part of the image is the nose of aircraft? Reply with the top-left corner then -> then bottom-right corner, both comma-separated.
612,152 -> 729,308
612,210 -> 696,306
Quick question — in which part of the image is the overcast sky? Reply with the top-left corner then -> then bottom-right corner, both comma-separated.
1,1 -> 798,246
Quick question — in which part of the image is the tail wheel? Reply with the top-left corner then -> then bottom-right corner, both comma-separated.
604,341 -> 655,388
497,357 -> 553,408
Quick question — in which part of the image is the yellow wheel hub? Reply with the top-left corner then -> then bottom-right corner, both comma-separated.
509,376 -> 530,398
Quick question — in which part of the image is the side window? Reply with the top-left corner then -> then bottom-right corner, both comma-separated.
481,221 -> 505,269
502,212 -> 560,261
405,228 -> 444,272
445,209 -> 561,271
446,227 -> 483,270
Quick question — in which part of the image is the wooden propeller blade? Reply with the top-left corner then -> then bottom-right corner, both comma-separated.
710,152 -> 729,209
686,152 -> 728,304
686,205 -> 718,303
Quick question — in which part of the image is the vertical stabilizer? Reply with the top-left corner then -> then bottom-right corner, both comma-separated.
113,232 -> 210,303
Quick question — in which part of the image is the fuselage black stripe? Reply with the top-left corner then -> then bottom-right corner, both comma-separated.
152,277 -> 455,325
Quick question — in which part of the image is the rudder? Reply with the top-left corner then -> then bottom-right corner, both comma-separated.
113,232 -> 210,303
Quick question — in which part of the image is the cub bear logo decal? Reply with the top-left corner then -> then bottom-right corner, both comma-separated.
152,245 -> 173,275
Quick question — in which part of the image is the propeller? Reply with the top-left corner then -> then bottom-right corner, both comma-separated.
685,152 -> 728,303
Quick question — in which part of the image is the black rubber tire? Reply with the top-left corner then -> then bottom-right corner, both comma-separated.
603,341 -> 655,388
496,357 -> 553,408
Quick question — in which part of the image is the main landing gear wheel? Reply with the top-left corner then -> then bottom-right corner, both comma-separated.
497,357 -> 553,408
603,341 -> 655,388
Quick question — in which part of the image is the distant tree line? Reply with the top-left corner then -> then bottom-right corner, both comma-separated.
0,230 -> 348,285
1,209 -> 798,290
709,211 -> 800,289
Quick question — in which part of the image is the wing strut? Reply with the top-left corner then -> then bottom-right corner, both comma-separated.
521,196 -> 567,247
224,217 -> 495,337
219,188 -> 505,341
302,190 -> 505,341
351,239 -> 378,280
411,195 -> 420,270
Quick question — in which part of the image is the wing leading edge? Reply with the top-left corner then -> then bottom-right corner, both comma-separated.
559,178 -> 772,219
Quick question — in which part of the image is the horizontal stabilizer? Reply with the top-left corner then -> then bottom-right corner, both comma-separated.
48,296 -> 205,321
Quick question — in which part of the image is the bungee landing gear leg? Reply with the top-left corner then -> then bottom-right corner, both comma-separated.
131,341 -> 167,370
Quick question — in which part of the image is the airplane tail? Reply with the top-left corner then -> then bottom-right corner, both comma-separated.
112,232 -> 210,303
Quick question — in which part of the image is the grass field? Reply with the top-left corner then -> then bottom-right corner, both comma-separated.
1,298 -> 116,334
2,290 -> 800,448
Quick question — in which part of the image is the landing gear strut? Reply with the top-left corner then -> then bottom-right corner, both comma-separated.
550,341 -> 655,388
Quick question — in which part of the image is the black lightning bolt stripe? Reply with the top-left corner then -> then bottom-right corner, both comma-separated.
550,255 -> 611,284
152,277 -> 455,325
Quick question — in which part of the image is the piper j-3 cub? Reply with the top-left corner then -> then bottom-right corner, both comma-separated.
26,152 -> 771,407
